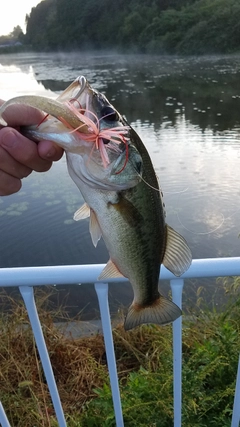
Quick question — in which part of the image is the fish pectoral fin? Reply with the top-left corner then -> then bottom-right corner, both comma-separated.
98,259 -> 125,280
73,203 -> 90,221
89,210 -> 102,247
124,296 -> 181,331
74,204 -> 101,247
162,225 -> 192,277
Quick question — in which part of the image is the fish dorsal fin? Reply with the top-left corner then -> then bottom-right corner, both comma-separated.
162,225 -> 192,277
98,259 -> 125,280
89,210 -> 102,247
73,203 -> 90,221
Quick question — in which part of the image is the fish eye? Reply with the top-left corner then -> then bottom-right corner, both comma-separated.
101,106 -> 119,122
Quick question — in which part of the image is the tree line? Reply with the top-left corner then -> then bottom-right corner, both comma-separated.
20,0 -> 240,54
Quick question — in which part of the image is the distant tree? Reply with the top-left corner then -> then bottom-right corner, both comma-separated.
10,26 -> 24,39
25,0 -> 56,49
23,0 -> 240,54
0,25 -> 24,47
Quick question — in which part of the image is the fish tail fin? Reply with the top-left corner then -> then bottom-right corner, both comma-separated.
124,296 -> 181,331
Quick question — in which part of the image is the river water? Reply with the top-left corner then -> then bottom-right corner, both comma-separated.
0,52 -> 240,319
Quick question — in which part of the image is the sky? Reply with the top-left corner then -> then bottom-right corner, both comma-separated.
0,0 -> 42,36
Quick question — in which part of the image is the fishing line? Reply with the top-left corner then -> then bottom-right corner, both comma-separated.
135,171 -> 161,192
175,195 -> 240,236
135,170 -> 189,195
163,187 -> 189,195
223,207 -> 240,222
136,169 -> 236,236
176,210 -> 225,235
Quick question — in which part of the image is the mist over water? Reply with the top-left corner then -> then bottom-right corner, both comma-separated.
0,52 -> 240,318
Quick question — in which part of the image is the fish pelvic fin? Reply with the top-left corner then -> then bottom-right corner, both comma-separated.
73,203 -> 90,221
89,210 -> 102,247
74,204 -> 102,247
124,296 -> 181,331
162,225 -> 192,277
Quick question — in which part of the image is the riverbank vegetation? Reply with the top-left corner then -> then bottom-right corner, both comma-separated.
14,0 -> 240,55
0,278 -> 239,426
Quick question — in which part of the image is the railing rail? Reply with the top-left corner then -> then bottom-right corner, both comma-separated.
0,258 -> 240,427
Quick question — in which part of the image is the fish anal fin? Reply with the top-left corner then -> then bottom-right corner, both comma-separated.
98,259 -> 125,280
162,225 -> 192,277
124,295 -> 181,331
73,203 -> 90,221
89,210 -> 102,247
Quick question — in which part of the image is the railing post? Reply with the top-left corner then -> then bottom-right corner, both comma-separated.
170,278 -> 184,427
19,286 -> 67,427
231,354 -> 240,427
94,282 -> 124,427
0,401 -> 11,427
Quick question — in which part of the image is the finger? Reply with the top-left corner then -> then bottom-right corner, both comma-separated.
0,170 -> 22,196
0,146 -> 32,178
0,128 -> 52,172
0,99 -> 44,128
37,140 -> 64,161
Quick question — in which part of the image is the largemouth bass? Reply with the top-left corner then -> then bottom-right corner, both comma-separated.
74,126 -> 192,330
0,76 -> 192,330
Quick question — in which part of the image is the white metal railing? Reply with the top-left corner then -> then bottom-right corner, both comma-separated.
0,258 -> 240,427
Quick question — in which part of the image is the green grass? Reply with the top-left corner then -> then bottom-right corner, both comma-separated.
0,279 -> 239,426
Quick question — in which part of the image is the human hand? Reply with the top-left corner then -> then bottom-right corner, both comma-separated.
0,100 -> 63,196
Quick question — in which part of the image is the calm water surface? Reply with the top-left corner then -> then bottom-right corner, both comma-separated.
0,52 -> 240,318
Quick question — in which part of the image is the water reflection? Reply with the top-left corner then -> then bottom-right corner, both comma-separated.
0,52 -> 240,317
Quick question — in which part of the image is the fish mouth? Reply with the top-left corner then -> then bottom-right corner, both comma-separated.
68,141 -> 143,191
71,76 -> 119,125
74,76 -> 87,99
72,76 -> 94,108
